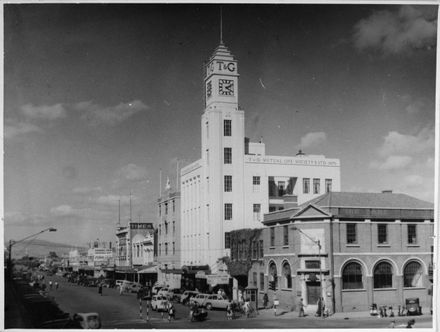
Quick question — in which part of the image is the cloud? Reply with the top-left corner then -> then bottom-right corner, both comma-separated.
21,103 -> 67,120
4,211 -> 48,227
94,194 -> 138,206
403,174 -> 424,187
73,186 -> 103,194
74,100 -> 148,126
117,163 -> 148,181
353,5 -> 437,55
298,132 -> 327,149
5,121 -> 42,140
50,205 -> 80,217
377,127 -> 434,157
370,155 -> 413,170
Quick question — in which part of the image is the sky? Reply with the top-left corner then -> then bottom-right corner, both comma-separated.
4,3 -> 437,247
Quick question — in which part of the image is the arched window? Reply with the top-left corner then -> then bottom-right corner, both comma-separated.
374,262 -> 393,288
342,262 -> 363,289
269,262 -> 278,289
282,262 -> 292,289
404,261 -> 423,287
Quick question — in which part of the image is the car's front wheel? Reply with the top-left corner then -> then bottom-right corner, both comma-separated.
206,303 -> 213,310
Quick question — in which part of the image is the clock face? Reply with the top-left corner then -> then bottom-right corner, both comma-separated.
219,79 -> 234,96
206,81 -> 212,98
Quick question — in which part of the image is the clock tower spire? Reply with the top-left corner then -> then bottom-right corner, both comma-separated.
204,42 -> 239,109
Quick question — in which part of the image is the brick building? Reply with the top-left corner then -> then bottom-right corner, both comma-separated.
247,191 -> 434,313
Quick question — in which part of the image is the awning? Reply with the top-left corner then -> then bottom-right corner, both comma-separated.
137,266 -> 158,274
160,268 -> 183,274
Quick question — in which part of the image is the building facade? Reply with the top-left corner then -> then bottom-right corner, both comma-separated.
180,41 -> 341,271
156,190 -> 182,288
248,191 -> 434,313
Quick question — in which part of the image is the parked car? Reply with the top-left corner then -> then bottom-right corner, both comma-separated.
129,282 -> 143,293
170,288 -> 184,302
204,294 -> 230,310
181,291 -> 199,305
191,293 -> 210,307
151,295 -> 169,312
152,285 -> 163,295
158,287 -> 173,299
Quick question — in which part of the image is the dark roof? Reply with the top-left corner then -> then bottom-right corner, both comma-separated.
264,208 -> 299,222
303,192 -> 433,210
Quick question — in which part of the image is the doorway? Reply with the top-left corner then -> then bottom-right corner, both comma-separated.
307,281 -> 320,304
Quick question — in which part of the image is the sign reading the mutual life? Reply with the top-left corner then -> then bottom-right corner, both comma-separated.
206,60 -> 237,76
245,155 -> 340,167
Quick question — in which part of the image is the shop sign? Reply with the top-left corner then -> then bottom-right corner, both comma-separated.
206,274 -> 230,285
195,271 -> 207,279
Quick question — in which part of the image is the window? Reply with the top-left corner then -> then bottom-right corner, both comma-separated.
270,227 -> 275,247
283,262 -> 292,288
283,225 -> 289,246
206,149 -> 209,165
206,177 -> 209,194
165,243 -> 168,256
407,224 -> 417,244
159,204 -> 161,217
325,179 -> 332,193
159,243 -> 162,256
206,121 -> 209,139
165,203 -> 168,215
253,176 -> 260,192
251,241 -> 257,259
313,178 -> 320,194
165,222 -> 168,234
269,206 -> 277,212
172,200 -> 175,212
342,262 -> 363,289
224,147 -> 232,164
253,204 -> 261,221
173,221 -> 175,234
346,223 -> 357,244
224,119 -> 232,136
259,240 -> 264,258
253,272 -> 257,286
303,178 -> 310,194
225,232 -> 231,249
224,203 -> 232,220
305,260 -> 321,269
378,224 -> 388,244
278,181 -> 286,196
172,242 -> 175,255
159,224 -> 161,235
269,262 -> 278,289
260,272 -> 265,290
374,262 -> 393,288
224,175 -> 232,192
404,261 -> 423,287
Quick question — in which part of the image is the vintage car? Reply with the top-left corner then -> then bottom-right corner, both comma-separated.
406,298 -> 422,315
204,294 -> 230,310
191,294 -> 210,307
180,291 -> 199,305
151,295 -> 169,312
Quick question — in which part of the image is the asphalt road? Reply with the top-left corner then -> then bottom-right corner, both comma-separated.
46,275 -> 433,329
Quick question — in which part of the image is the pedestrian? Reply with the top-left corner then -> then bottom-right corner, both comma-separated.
98,283 -> 103,296
167,302 -> 175,322
226,301 -> 233,320
298,298 -> 305,317
137,287 -> 143,305
316,297 -> 322,317
406,319 -> 415,328
49,280 -> 53,290
263,293 -> 269,309
55,281 -> 59,290
273,295 -> 279,316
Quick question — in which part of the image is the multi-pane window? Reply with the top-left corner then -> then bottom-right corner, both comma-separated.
313,178 -> 320,194
224,119 -> 232,136
165,203 -> 168,215
224,175 -> 232,192
270,227 -> 275,247
283,225 -> 289,246
259,240 -> 264,258
260,272 -> 265,290
325,179 -> 332,193
303,178 -> 310,194
253,204 -> 261,221
206,149 -> 209,165
159,243 -> 162,256
173,221 -> 175,234
172,200 -> 175,212
408,224 -> 417,244
378,224 -> 388,244
224,203 -> 233,220
374,262 -> 393,288
165,222 -> 168,234
253,176 -> 260,192
172,242 -> 175,255
342,262 -> 363,289
253,272 -> 257,286
224,147 -> 232,164
225,233 -> 231,249
404,261 -> 423,287
283,262 -> 292,288
165,243 -> 168,256
346,223 -> 357,244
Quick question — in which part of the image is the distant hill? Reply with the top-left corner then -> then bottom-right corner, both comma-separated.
9,239 -> 87,259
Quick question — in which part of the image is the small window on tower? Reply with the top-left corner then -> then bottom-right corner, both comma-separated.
224,148 -> 232,164
224,119 -> 232,136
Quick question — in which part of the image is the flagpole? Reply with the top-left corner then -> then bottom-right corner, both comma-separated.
159,169 -> 162,197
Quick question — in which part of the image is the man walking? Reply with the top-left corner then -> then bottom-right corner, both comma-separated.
298,298 -> 305,317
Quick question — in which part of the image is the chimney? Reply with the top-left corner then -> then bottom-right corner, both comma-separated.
283,194 -> 298,209
382,190 -> 393,194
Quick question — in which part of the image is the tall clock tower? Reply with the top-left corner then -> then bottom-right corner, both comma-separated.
200,41 -> 245,269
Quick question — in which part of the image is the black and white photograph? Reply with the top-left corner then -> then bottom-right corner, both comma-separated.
3,2 -> 438,330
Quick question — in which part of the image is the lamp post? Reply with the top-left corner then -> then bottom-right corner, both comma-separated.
292,226 -> 323,318
7,227 -> 57,278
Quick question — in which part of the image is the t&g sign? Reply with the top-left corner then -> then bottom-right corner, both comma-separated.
206,60 -> 237,76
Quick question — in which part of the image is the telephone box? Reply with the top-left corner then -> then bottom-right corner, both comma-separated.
245,287 -> 259,309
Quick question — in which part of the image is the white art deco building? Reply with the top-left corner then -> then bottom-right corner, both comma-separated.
181,40 -> 341,272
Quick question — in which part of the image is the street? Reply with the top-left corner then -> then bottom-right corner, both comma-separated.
45,275 -> 432,329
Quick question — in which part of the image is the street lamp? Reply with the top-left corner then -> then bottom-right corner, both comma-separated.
7,227 -> 57,278
292,226 -> 324,318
